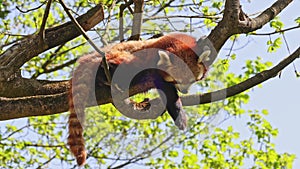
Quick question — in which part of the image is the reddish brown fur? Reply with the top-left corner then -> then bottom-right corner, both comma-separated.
68,33 -> 208,166
68,81 -> 87,166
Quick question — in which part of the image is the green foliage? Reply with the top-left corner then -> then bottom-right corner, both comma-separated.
0,115 -> 68,168
247,110 -> 295,169
230,34 -> 240,41
267,37 -> 282,53
212,1 -> 223,10
243,57 -> 273,79
295,17 -> 300,25
270,17 -> 284,31
202,6 -> 218,28
0,0 -> 10,19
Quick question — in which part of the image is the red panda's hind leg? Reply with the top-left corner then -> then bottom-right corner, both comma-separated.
154,80 -> 187,130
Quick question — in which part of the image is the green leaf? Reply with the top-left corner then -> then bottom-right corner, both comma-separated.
270,17 -> 284,31
168,150 -> 179,157
295,17 -> 300,25
262,109 -> 269,115
267,37 -> 282,52
230,53 -> 236,60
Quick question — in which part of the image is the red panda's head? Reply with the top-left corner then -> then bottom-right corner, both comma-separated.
157,48 -> 210,94
151,33 -> 211,93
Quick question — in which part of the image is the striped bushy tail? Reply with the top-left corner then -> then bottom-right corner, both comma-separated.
68,78 -> 88,166
67,80 -> 88,166
67,55 -> 101,166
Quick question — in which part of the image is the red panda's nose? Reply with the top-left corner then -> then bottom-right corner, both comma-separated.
180,89 -> 188,94
175,84 -> 190,94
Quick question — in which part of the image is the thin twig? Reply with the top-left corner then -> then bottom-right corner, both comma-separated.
32,58 -> 77,79
100,0 -> 116,45
282,32 -> 298,76
110,134 -> 174,169
16,2 -> 46,13
42,58 -> 77,74
159,1 -> 178,31
250,25 -> 300,36
143,14 -> 222,22
0,142 -> 65,148
226,35 -> 236,60
36,155 -> 56,169
124,0 -> 134,14
38,0 -> 52,40
31,43 -> 66,79
152,0 -> 175,16
58,0 -> 111,83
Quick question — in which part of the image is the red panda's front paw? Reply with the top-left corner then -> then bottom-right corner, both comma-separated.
125,98 -> 151,111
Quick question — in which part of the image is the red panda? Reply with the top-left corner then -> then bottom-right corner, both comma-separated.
68,33 -> 211,166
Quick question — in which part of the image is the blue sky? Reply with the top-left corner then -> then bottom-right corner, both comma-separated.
220,0 -> 300,167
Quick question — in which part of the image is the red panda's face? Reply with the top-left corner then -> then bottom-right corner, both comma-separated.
157,49 -> 210,93
175,62 -> 206,93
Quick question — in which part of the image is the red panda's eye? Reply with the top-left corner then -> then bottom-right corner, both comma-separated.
196,76 -> 201,81
189,79 -> 196,83
176,79 -> 183,84
163,75 -> 176,83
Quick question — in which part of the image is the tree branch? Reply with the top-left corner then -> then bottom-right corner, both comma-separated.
151,0 -> 175,16
206,0 -> 293,66
38,0 -> 52,40
237,0 -> 293,33
119,0 -> 134,41
0,4 -> 104,81
0,78 -> 69,98
250,25 -> 300,36
128,0 -> 144,40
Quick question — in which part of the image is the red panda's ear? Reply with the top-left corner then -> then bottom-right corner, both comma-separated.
157,50 -> 176,83
198,46 -> 211,63
157,50 -> 172,67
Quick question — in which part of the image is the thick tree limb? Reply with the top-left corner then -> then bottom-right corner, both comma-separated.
0,4 -> 104,81
0,81 -> 153,120
237,0 -> 293,33
0,93 -> 69,120
0,47 -> 298,121
0,78 -> 69,98
206,0 -> 293,66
